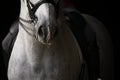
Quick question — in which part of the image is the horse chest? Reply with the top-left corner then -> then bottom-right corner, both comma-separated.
8,24 -> 83,80
8,47 -> 81,80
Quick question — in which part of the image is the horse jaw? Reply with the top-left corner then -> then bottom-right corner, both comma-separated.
35,3 -> 57,44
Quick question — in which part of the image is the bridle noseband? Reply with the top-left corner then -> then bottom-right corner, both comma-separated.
27,0 -> 59,21
20,0 -> 60,24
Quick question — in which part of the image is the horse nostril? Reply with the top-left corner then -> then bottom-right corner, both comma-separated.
38,26 -> 43,37
37,25 -> 57,43
38,26 -> 48,39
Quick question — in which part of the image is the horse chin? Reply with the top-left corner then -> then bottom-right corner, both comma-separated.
36,34 -> 51,45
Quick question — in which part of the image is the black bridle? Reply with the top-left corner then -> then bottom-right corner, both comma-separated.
19,0 -> 60,40
20,0 -> 60,23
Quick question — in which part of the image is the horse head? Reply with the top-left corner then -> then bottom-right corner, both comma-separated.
19,0 -> 60,44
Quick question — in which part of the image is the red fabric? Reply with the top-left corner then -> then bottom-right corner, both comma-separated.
62,0 -> 75,7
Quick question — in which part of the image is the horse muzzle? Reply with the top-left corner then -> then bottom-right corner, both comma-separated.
34,3 -> 58,44
36,23 -> 57,44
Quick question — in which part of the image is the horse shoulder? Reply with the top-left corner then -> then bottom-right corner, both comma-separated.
81,13 -> 114,80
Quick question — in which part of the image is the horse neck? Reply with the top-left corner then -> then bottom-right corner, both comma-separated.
18,24 -> 45,66
19,1 -> 37,41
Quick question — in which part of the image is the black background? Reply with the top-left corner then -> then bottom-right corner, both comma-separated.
0,0 -> 119,80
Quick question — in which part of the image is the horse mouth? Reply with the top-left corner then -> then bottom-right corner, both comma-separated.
36,25 -> 57,44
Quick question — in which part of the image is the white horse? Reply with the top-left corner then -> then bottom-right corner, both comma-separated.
7,0 -> 114,80
8,0 -> 83,80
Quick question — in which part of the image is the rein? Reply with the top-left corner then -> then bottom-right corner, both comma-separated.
19,19 -> 36,38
